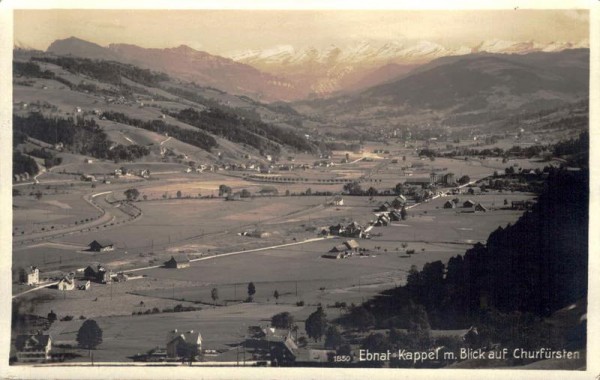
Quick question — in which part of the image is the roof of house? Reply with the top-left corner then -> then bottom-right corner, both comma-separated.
347,221 -> 363,229
15,334 -> 51,351
167,330 -> 202,346
59,277 -> 74,285
165,255 -> 190,264
89,239 -> 114,247
344,240 -> 360,249
263,327 -> 291,340
330,244 -> 348,253
475,203 -> 488,211
464,199 -> 475,205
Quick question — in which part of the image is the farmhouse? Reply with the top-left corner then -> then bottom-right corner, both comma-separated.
344,239 -> 360,252
331,195 -> 344,206
463,200 -> 476,208
20,266 -> 39,286
392,195 -> 407,208
377,202 -> 392,212
443,200 -> 456,209
15,333 -> 52,363
389,210 -> 403,221
329,224 -> 345,236
88,239 -> 115,252
57,277 -> 75,291
84,265 -> 113,284
164,255 -> 191,269
442,173 -> 456,186
269,335 -> 298,366
375,214 -> 391,226
78,280 -> 91,290
323,251 -> 345,259
474,203 -> 488,212
344,221 -> 367,238
166,329 -> 202,359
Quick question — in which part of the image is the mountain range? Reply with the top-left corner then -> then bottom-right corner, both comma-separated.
46,37 -> 303,102
295,48 -> 589,130
33,37 -> 588,102
227,39 -> 589,96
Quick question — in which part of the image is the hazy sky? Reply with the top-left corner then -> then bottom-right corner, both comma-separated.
14,9 -> 589,55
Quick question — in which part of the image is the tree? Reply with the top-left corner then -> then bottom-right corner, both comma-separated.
247,282 -> 256,301
366,187 -> 378,196
394,183 -> 406,196
360,333 -> 390,367
271,312 -> 294,329
458,175 -> 470,185
346,306 -> 375,331
273,290 -> 280,303
343,181 -> 362,195
176,190 -> 182,198
400,205 -> 407,220
240,189 -> 252,198
124,188 -> 140,201
305,306 -> 327,342
34,191 -> 43,200
218,184 -> 232,196
47,310 -> 57,324
211,288 -> 218,307
77,319 -> 103,354
324,325 -> 344,350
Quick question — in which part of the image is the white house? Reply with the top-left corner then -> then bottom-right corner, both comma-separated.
20,266 -> 39,286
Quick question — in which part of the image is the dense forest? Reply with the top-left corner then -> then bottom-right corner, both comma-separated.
100,111 -> 217,152
13,151 -> 39,176
364,164 -> 587,330
31,56 -> 169,87
171,107 -> 315,155
13,113 -> 149,162
14,60 -> 74,88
